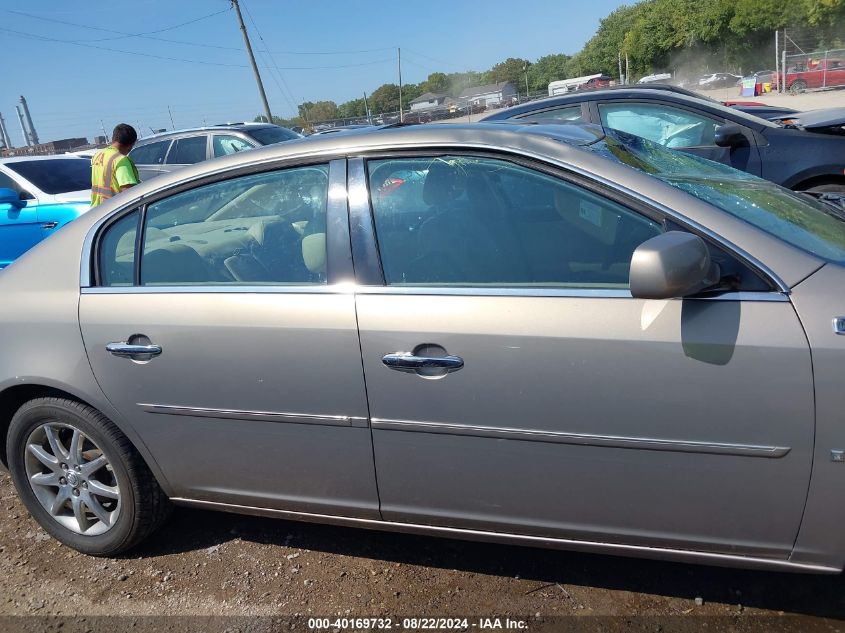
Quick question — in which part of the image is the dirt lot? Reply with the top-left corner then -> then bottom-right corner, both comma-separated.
2,472 -> 845,632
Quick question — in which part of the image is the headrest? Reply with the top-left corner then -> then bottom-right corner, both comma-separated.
422,159 -> 465,207
301,233 -> 326,274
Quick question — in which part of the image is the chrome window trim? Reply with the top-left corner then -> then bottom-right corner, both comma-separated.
353,287 -> 787,301
139,403 -> 368,428
80,284 -> 786,302
81,284 -> 354,295
81,139 -> 791,292
371,418 -> 791,458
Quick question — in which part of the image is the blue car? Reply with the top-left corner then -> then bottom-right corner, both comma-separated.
0,155 -> 91,268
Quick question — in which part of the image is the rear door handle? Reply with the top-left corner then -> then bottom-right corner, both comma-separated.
106,342 -> 162,359
382,352 -> 464,373
41,221 -> 59,230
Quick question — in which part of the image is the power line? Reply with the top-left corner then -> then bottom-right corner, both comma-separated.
6,8 -> 396,56
5,7 -> 232,42
0,27 -> 249,67
404,48 -> 465,71
0,27 -> 396,70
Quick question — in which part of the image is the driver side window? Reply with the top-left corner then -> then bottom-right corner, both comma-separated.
598,102 -> 722,148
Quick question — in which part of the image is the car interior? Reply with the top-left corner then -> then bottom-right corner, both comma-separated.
367,156 -> 661,287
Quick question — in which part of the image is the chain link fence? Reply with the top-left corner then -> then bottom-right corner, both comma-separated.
779,48 -> 845,93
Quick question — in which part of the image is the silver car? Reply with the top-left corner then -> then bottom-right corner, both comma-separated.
1,124 -> 844,572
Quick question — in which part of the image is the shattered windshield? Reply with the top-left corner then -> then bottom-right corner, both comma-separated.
587,130 -> 845,264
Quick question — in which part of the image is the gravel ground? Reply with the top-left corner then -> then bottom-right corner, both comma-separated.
2,471 -> 845,632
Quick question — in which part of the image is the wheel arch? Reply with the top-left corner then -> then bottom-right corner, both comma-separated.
0,381 -> 172,495
791,173 -> 845,192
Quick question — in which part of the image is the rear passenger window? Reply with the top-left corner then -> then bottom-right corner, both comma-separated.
96,166 -> 329,287
129,140 -> 170,166
99,210 -> 139,287
367,156 -> 661,287
166,136 -> 208,165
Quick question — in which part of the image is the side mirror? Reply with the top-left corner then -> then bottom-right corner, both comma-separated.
0,188 -> 25,210
714,123 -> 747,148
630,231 -> 720,299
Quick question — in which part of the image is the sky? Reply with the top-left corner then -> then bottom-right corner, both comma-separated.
0,0 -> 625,145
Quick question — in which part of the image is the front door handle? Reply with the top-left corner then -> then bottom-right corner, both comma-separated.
382,351 -> 464,374
106,342 -> 162,360
41,221 -> 59,230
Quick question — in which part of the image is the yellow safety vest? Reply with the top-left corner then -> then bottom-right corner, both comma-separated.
91,147 -> 127,206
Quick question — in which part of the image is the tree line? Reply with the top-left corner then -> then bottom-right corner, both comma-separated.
258,0 -> 845,128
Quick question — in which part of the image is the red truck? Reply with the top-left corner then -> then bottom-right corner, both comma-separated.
775,58 -> 845,93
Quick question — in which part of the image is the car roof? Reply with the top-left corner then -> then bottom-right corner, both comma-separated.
136,123 -> 281,143
0,154 -> 88,164
481,87 -> 779,128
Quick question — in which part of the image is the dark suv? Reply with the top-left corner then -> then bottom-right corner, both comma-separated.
129,123 -> 301,181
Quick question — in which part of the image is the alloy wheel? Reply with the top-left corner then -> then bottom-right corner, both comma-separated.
24,422 -> 121,536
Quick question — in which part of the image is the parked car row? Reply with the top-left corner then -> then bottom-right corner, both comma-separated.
127,122 -> 301,181
481,86 -> 845,194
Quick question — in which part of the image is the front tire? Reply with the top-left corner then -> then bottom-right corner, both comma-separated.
6,397 -> 170,556
789,79 -> 807,94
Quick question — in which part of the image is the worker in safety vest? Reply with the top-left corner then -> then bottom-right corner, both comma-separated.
90,124 -> 139,207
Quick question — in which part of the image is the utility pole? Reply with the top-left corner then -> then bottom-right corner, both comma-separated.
231,0 -> 272,123
398,47 -> 404,123
363,92 -> 372,124
618,52 -> 624,85
625,54 -> 630,85
100,120 -> 108,139
775,30 -> 780,93
168,105 -> 176,129
523,64 -> 529,98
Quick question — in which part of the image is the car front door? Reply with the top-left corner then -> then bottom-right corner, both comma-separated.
351,153 -> 813,558
79,159 -> 381,518
594,100 -> 762,176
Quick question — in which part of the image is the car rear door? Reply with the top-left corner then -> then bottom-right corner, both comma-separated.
592,100 -> 762,176
79,158 -> 380,517
129,140 -> 172,181
350,152 -> 813,558
163,135 -> 210,174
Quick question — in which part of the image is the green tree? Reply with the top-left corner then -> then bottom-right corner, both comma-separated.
370,83 -> 402,113
297,100 -> 339,123
422,72 -> 449,94
485,57 -> 531,87
338,98 -> 368,118
529,54 -> 571,91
